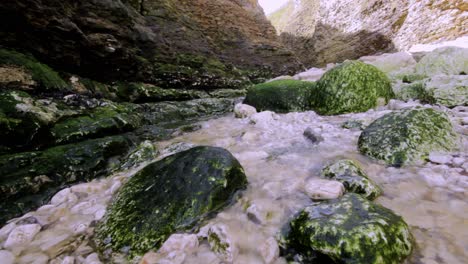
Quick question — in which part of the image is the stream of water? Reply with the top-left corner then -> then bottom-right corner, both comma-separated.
0,100 -> 466,264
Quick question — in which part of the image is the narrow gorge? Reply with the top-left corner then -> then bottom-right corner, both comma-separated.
0,0 -> 466,264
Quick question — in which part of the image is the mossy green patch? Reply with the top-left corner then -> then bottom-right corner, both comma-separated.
312,61 -> 394,115
95,146 -> 248,257
243,80 -> 315,113
358,107 -> 458,166
322,159 -> 382,200
282,193 -> 414,264
0,49 -> 67,90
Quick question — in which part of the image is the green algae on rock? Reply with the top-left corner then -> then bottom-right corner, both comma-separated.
321,159 -> 382,200
281,193 -> 414,264
0,49 -> 67,90
358,107 -> 458,166
96,146 -> 248,257
415,47 -> 468,76
0,135 -> 132,225
424,75 -> 468,108
243,80 -> 315,113
312,61 -> 394,115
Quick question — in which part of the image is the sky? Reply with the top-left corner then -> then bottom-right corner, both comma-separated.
258,0 -> 290,15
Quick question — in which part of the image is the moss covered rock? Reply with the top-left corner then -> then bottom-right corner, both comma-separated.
281,193 -> 414,264
415,47 -> 468,76
0,135 -> 132,225
50,103 -> 143,145
358,107 -> 458,166
96,146 -> 247,257
312,61 -> 394,115
243,80 -> 315,113
321,160 -> 382,200
425,75 -> 468,108
393,81 -> 435,104
0,49 -> 67,90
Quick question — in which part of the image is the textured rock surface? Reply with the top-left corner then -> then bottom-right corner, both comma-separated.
321,159 -> 382,200
312,61 -> 394,115
96,146 -> 247,257
0,0 -> 302,89
269,0 -> 468,67
281,193 -> 414,264
358,107 -> 458,166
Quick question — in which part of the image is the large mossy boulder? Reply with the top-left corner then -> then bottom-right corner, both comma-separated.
415,47 -> 468,76
0,49 -> 67,90
281,193 -> 414,264
0,135 -> 132,225
358,107 -> 458,166
96,146 -> 248,257
424,75 -> 468,107
243,80 -> 315,113
322,160 -> 382,200
312,61 -> 394,115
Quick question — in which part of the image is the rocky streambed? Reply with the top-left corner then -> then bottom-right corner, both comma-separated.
0,98 -> 466,264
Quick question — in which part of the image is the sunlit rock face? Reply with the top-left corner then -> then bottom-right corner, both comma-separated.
269,0 -> 468,67
0,0 -> 302,89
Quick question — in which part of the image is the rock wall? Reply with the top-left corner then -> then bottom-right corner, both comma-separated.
269,0 -> 468,67
0,0 -> 302,89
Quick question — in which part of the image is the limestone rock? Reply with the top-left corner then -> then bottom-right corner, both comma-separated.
4,224 -> 41,249
0,250 -> 14,264
282,193 -> 414,264
234,103 -> 257,118
302,179 -> 345,200
358,107 -> 458,166
415,47 -> 468,76
424,75 -> 468,108
207,223 -> 239,263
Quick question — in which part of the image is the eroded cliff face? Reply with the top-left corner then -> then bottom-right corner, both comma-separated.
0,0 -> 302,89
269,0 -> 467,67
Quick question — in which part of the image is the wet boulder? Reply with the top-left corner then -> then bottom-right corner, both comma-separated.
243,80 -> 315,113
96,146 -> 248,257
358,107 -> 458,166
424,75 -> 467,108
281,193 -> 414,264
321,159 -> 382,200
312,61 -> 394,115
0,135 -> 132,225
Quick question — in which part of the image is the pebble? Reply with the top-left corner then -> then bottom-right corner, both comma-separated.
61,256 -> 75,264
303,179 -> 345,200
452,157 -> 465,167
4,224 -> 41,249
0,250 -> 15,264
234,103 -> 257,118
428,153 -> 452,164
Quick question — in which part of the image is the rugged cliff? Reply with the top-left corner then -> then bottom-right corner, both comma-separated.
269,0 -> 468,67
0,0 -> 302,89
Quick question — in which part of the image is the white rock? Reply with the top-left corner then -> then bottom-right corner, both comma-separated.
452,157 -> 465,167
207,223 -> 238,263
293,67 -> 326,81
420,169 -> 447,187
50,188 -> 73,205
0,222 -> 16,241
303,179 -> 345,200
0,250 -> 14,264
234,103 -> 257,118
61,256 -> 75,264
158,234 -> 199,255
259,237 -> 279,264
246,200 -> 282,225
108,181 -> 122,195
428,152 -> 453,164
84,253 -> 102,264
4,224 -> 41,249
94,209 -> 107,221
462,162 -> 468,172
249,111 -> 278,127
236,151 -> 269,163
17,253 -> 49,264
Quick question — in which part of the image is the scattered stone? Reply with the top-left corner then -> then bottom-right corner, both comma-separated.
303,127 -> 323,144
358,107 -> 458,166
234,103 -> 257,118
207,223 -> 239,263
158,234 -> 199,255
249,111 -> 279,127
428,152 -> 453,164
452,157 -> 465,167
302,179 -> 345,200
17,253 -> 49,264
281,193 -> 414,263
4,224 -> 41,249
0,250 -> 14,264
60,256 -> 75,264
321,159 -> 382,200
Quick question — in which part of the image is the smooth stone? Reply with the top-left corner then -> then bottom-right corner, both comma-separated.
84,253 -> 102,264
302,179 -> 345,200
4,224 -> 41,249
259,237 -> 280,264
17,253 -> 49,264
428,152 -> 452,164
0,250 -> 14,264
452,157 -> 465,167
61,256 -> 75,264
158,234 -> 199,255
0,222 -> 16,241
234,103 -> 257,118
50,188 -> 73,205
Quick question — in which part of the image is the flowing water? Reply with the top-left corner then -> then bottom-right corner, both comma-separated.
0,100 -> 467,264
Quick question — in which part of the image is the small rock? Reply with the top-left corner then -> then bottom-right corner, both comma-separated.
61,256 -> 75,264
234,103 -> 257,118
94,209 -> 106,221
158,234 -> 199,255
452,157 -> 465,167
17,253 -> 49,264
428,152 -> 452,164
207,224 -> 239,263
303,179 -> 345,200
259,237 -> 279,264
140,251 -> 186,264
303,127 -> 323,144
249,111 -> 278,127
0,222 -> 16,241
0,250 -> 14,264
245,200 -> 282,225
16,216 -> 39,225
51,188 -> 73,205
84,253 -> 102,264
4,224 -> 41,249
